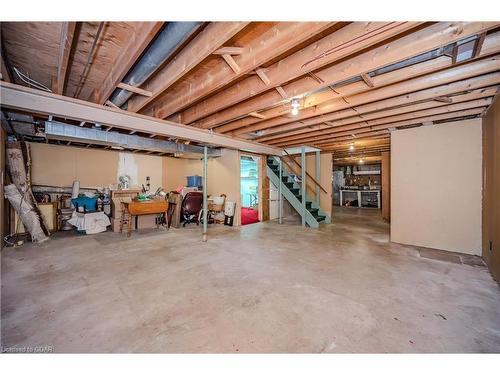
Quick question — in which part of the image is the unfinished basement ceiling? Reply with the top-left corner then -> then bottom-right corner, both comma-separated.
1,21 -> 500,158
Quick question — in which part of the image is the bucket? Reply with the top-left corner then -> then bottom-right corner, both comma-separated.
187,175 -> 202,187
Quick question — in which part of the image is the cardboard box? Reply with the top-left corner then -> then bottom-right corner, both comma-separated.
110,214 -> 159,232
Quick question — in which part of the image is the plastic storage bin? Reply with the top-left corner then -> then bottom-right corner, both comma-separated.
187,175 -> 202,187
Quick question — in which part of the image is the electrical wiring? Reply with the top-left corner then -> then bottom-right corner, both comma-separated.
12,67 -> 52,92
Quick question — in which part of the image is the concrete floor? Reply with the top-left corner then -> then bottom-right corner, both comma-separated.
2,208 -> 500,353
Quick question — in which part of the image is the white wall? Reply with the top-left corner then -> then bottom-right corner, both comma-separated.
391,119 -> 482,255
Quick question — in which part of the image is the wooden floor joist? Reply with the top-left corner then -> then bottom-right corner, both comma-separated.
127,22 -> 249,113
261,88 -> 497,144
215,31 -> 500,135
236,54 -> 500,136
149,22 -> 335,119
190,22 -> 422,128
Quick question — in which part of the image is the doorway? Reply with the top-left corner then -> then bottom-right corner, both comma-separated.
240,155 -> 260,225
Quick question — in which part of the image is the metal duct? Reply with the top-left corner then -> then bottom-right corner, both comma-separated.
44,121 -> 220,158
109,22 -> 202,108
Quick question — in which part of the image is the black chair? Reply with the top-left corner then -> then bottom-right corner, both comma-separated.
181,192 -> 203,227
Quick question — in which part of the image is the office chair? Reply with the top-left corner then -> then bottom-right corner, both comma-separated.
181,191 -> 203,227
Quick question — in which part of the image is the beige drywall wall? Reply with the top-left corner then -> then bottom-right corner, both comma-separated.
29,143 -> 163,191
482,94 -> 500,281
391,118 -> 482,255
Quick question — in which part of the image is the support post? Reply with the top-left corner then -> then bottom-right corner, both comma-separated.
279,156 -> 283,224
301,146 -> 306,227
202,146 -> 208,242
315,150 -> 320,207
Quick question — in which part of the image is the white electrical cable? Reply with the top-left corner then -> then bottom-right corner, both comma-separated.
13,67 -> 52,92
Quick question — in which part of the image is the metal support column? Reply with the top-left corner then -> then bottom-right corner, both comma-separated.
279,156 -> 283,224
301,146 -> 306,227
202,146 -> 208,242
315,150 -> 320,207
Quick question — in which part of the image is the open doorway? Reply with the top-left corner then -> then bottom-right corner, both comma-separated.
240,155 -> 260,225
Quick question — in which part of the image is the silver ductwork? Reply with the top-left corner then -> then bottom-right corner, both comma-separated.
109,22 -> 202,108
44,121 -> 220,158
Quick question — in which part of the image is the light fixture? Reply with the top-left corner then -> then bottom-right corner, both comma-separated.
349,143 -> 355,151
290,98 -> 300,116
358,157 -> 364,164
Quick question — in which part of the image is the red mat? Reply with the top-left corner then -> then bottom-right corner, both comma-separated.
241,207 -> 259,225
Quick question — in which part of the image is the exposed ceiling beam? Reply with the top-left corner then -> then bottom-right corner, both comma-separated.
196,22 -> 499,131
237,54 -> 500,136
360,73 -> 375,88
144,22 -> 336,119
0,82 -> 281,155
190,22 -> 422,128
95,22 -> 164,104
117,82 -> 152,97
55,22 -> 77,95
290,108 -> 485,148
221,54 -> 241,74
217,30 -> 500,135
213,46 -> 246,55
127,22 -> 249,113
0,53 -> 12,83
255,68 -> 270,85
274,99 -> 491,146
263,88 -> 497,144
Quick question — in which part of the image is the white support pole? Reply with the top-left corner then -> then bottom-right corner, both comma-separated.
202,146 -> 208,242
301,146 -> 306,227
279,156 -> 283,224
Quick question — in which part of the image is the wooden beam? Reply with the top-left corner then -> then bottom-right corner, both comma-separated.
360,73 -> 375,88
248,112 -> 266,119
0,81 -> 282,156
127,22 -> 249,113
221,54 -> 241,74
105,100 -> 119,109
189,22 -> 421,127
433,96 -> 453,104
146,22 -> 335,119
232,54 -> 500,136
193,22 -> 498,130
213,46 -> 245,55
96,22 -> 163,104
473,32 -> 487,58
255,68 -> 271,85
1,53 -> 12,82
260,87 -> 497,144
117,82 -> 152,97
276,86 -> 288,99
274,99 -> 491,146
56,22 -> 77,95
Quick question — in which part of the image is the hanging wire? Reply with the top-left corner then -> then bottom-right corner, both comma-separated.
13,67 -> 52,92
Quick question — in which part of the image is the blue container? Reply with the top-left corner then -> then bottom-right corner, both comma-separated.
187,175 -> 202,187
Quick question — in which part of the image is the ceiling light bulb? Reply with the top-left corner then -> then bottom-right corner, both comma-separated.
349,144 -> 355,151
291,98 -> 300,108
359,158 -> 364,164
291,107 -> 299,116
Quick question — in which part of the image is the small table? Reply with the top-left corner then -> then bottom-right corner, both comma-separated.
120,199 -> 168,237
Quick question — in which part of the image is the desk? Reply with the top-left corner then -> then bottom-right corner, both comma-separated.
120,199 -> 168,237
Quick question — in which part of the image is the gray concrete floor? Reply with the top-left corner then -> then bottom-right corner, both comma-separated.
2,207 -> 500,353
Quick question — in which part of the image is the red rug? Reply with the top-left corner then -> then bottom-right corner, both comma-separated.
241,207 -> 259,225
